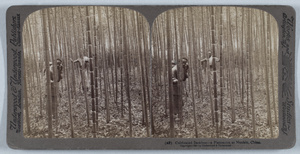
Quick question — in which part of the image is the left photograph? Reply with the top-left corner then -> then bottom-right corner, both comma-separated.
22,6 -> 151,138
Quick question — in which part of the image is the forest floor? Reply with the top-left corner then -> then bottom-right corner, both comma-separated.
151,80 -> 279,138
24,71 -> 279,139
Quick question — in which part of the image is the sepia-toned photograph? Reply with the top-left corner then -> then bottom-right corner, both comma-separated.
23,6 -> 279,139
151,7 -> 279,138
23,6 -> 151,138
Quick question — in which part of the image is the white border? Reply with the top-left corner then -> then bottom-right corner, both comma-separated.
0,0 -> 299,154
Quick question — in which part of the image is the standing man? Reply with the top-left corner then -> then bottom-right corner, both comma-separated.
172,58 -> 189,120
172,60 -> 179,116
201,52 -> 219,69
49,59 -> 63,119
72,56 -> 90,91
49,59 -> 63,82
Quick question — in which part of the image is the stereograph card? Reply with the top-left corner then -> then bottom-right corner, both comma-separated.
6,5 -> 296,149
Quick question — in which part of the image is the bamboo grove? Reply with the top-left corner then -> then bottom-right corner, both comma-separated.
23,6 -> 279,138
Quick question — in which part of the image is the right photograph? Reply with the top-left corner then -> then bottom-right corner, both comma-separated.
151,6 -> 279,139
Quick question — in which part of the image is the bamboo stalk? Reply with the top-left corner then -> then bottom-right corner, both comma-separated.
77,7 -> 91,127
53,8 -> 60,130
197,8 -> 204,117
27,18 -> 43,117
241,8 -> 246,115
219,7 -> 224,132
67,7 -> 78,138
142,23 -> 153,136
137,14 -> 149,136
42,9 -> 53,138
211,7 -> 219,137
264,12 -> 274,137
136,14 -> 146,125
249,8 -> 256,138
63,10 -> 75,137
23,24 -> 31,134
106,8 -> 116,106
178,9 -> 184,125
269,15 -> 278,125
191,9 -> 200,100
246,8 -> 250,119
167,11 -> 175,137
189,8 -> 198,138
86,6 -> 96,138
47,9 -> 59,125
113,8 -> 119,113
236,7 -> 242,107
163,16 -> 168,117
202,7 -> 215,126
92,6 -> 99,132
120,10 -> 124,118
98,7 -> 110,123
122,9 -> 132,137
228,7 -> 236,123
